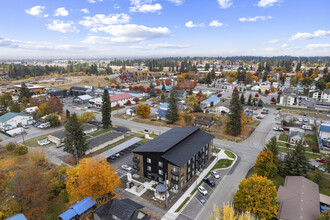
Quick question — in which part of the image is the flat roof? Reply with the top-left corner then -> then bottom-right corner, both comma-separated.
94,137 -> 142,160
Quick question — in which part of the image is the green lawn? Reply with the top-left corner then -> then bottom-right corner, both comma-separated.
308,171 -> 330,196
277,146 -> 321,159
89,128 -> 113,137
305,134 -> 319,153
279,134 -> 289,142
224,150 -> 236,159
214,148 -> 220,153
212,159 -> 234,169
139,139 -> 150,144
24,130 -> 64,147
277,142 -> 287,147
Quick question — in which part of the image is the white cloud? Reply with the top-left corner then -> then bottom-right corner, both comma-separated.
185,21 -> 203,28
281,43 -> 290,49
25,6 -> 46,17
258,0 -> 282,8
47,20 -> 79,33
306,44 -> 330,50
209,20 -> 224,27
114,4 -> 120,9
88,0 -> 103,3
167,0 -> 184,6
54,7 -> 69,17
264,43 -> 299,52
0,37 -> 86,51
79,13 -> 130,27
267,39 -> 280,44
239,16 -> 272,22
81,8 -> 90,14
130,43 -> 190,50
217,0 -> 232,8
289,30 -> 330,41
129,0 -> 162,13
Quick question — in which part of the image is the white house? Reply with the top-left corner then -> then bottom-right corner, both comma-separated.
126,107 -> 136,116
89,93 -> 134,108
200,96 -> 221,108
279,89 -> 298,106
311,89 -> 330,103
24,106 -> 38,114
0,112 -> 33,131
215,106 -> 229,114
290,131 -> 305,144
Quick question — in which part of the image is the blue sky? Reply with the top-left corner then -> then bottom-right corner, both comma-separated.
0,0 -> 329,58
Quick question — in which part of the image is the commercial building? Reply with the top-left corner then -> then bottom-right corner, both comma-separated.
14,84 -> 45,95
0,112 -> 33,131
132,127 -> 214,190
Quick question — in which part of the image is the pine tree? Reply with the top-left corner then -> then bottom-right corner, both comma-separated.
166,88 -> 179,123
240,93 -> 245,105
247,94 -> 252,106
149,82 -> 157,97
102,89 -> 111,129
227,92 -> 242,135
64,113 -> 87,163
263,136 -> 279,156
258,99 -> 264,107
19,82 -> 31,102
283,140 -> 308,176
161,93 -> 165,101
205,72 -> 212,85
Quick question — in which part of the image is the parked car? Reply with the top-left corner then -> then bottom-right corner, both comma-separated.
298,118 -> 303,122
276,107 -> 281,110
303,118 -> 308,122
211,171 -> 220,179
302,125 -> 312,131
203,177 -> 216,187
283,127 -> 290,132
316,158 -> 325,163
273,127 -> 279,131
309,120 -> 314,125
256,115 -> 265,119
56,143 -> 65,148
115,153 -> 121,158
63,147 -> 68,152
198,186 -> 208,196
121,165 -> 133,172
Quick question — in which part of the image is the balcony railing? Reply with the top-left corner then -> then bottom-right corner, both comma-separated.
171,170 -> 179,176
133,165 -> 140,170
171,178 -> 179,184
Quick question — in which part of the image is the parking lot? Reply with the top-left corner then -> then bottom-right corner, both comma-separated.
179,169 -> 230,220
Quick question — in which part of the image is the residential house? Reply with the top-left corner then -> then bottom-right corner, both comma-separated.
69,86 -> 92,96
160,103 -> 169,110
48,89 -> 67,98
93,198 -> 150,220
86,131 -> 124,155
73,94 -> 93,104
132,127 -> 214,190
0,112 -> 33,131
280,89 -> 299,106
319,123 -> 330,139
82,124 -> 98,134
14,84 -> 45,95
24,106 -> 38,114
59,197 -> 96,220
89,93 -> 134,108
194,115 -> 214,127
277,176 -> 320,220
259,82 -> 270,92
126,107 -> 137,116
156,109 -> 167,120
200,96 -> 220,108
290,131 -> 305,144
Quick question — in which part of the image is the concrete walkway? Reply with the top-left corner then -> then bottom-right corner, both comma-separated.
161,149 -> 237,220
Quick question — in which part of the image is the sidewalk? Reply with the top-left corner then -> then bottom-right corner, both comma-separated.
161,149 -> 237,220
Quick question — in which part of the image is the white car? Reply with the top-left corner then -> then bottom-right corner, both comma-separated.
198,186 -> 208,196
121,165 -> 133,172
309,120 -> 314,125
298,118 -> 303,122
211,171 -> 220,179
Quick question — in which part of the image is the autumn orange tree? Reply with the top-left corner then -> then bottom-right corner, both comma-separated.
296,72 -> 303,80
165,78 -> 172,86
233,174 -> 278,219
254,150 -> 278,178
66,158 -> 121,200
47,97 -> 64,114
209,203 -> 256,220
136,104 -> 151,119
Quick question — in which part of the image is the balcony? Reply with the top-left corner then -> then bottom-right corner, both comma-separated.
171,178 -> 179,184
171,170 -> 179,176
133,165 -> 140,170
133,157 -> 140,163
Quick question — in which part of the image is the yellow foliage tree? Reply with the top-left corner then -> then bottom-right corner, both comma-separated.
240,111 -> 246,132
78,111 -> 96,124
296,72 -> 303,80
233,174 -> 278,219
251,75 -> 258,82
254,150 -> 278,178
326,82 -> 330,89
136,104 -> 151,119
66,158 -> 121,200
209,203 -> 256,220
270,85 -> 276,93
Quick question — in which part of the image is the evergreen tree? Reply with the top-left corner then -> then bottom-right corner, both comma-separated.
295,61 -> 301,72
149,82 -> 157,97
247,94 -> 252,106
205,72 -> 212,85
227,92 -> 242,135
263,136 -> 279,156
316,78 -> 326,90
237,67 -> 246,82
161,93 -> 165,101
257,99 -> 264,107
240,93 -> 245,105
210,67 -> 216,79
252,98 -> 256,106
102,89 -> 111,129
64,113 -> 87,163
19,82 -> 31,102
283,140 -> 308,176
10,101 -> 21,112
162,83 -> 166,91
165,88 -> 179,123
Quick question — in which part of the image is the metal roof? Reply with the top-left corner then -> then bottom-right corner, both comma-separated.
94,137 -> 142,160
59,197 -> 96,220
133,127 -> 201,153
320,123 -> 330,133
0,112 -> 31,123
6,214 -> 27,220
87,131 -> 123,149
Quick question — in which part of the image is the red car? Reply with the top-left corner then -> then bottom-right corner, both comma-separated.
316,158 -> 325,163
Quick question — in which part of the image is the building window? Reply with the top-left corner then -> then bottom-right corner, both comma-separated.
180,167 -> 184,172
188,174 -> 191,180
147,166 -> 151,171
174,184 -> 178,190
158,161 -> 163,168
158,169 -> 163,175
147,173 -> 151,178
188,159 -> 191,165
147,158 -> 151,164
192,170 -> 195,176
159,177 -> 163,182
188,167 -> 191,173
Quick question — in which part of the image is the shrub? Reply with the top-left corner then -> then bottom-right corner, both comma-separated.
14,145 -> 28,155
30,149 -> 48,167
5,142 -> 18,151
